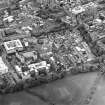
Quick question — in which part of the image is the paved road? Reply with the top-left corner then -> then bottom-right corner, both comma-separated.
0,72 -> 99,105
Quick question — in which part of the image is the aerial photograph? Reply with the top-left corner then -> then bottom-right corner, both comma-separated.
0,0 -> 105,105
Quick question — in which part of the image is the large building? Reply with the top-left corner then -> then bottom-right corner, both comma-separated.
4,39 -> 23,54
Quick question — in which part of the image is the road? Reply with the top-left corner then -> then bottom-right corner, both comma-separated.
0,72 -> 104,105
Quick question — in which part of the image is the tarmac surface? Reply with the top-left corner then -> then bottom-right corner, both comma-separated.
0,72 -> 105,105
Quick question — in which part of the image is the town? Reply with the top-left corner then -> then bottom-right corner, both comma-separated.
0,0 -> 104,98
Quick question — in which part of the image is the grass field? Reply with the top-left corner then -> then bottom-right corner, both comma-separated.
0,72 -> 100,105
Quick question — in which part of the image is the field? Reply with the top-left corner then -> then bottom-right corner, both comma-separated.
0,72 -> 101,105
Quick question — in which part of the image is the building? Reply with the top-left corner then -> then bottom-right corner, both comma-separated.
4,39 -> 23,54
28,61 -> 50,72
15,61 -> 50,79
72,6 -> 85,15
0,57 -> 8,74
